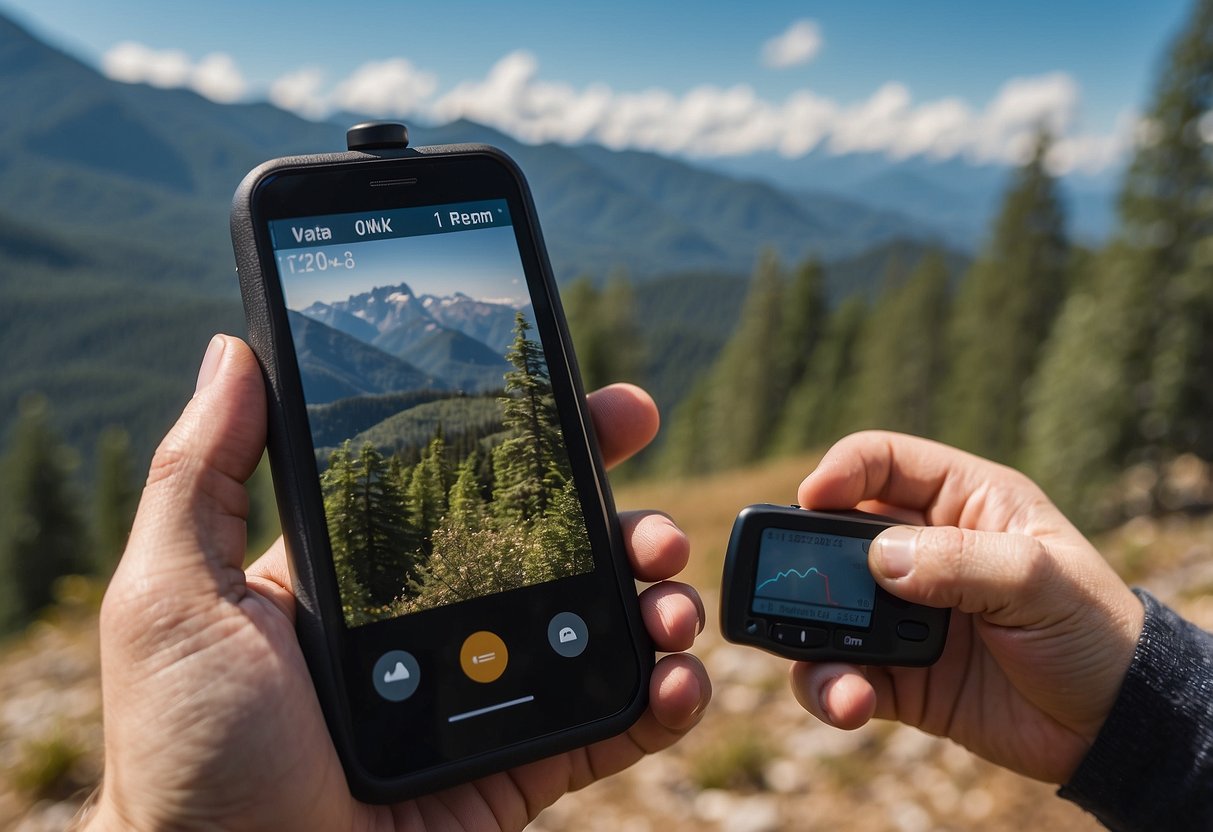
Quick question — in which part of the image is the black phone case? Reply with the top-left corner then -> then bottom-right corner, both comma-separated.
230,142 -> 652,803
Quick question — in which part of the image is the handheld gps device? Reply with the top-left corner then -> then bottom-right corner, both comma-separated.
721,504 -> 949,666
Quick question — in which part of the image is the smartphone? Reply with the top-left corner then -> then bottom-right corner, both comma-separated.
721,505 -> 949,665
230,123 -> 652,803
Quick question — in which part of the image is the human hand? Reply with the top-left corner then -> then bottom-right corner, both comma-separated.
790,431 -> 1143,784
84,335 -> 709,832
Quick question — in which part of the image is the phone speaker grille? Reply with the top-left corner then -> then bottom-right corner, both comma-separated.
370,177 -> 418,187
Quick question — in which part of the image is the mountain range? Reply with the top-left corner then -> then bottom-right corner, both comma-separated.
296,284 -> 529,398
0,8 -> 982,473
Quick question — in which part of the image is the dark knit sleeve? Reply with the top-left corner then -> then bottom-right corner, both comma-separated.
1059,589 -> 1213,830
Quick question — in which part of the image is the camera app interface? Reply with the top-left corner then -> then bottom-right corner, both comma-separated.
268,200 -> 594,628
751,528 -> 874,627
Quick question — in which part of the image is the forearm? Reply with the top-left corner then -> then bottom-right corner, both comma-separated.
1060,590 -> 1213,830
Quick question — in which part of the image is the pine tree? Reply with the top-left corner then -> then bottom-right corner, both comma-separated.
847,251 -> 951,436
658,380 -> 712,475
493,313 -> 565,523
447,450 -> 486,531
0,396 -> 87,631
941,132 -> 1069,463
700,249 -> 788,470
1023,248 -> 1142,525
529,480 -> 593,581
563,270 -> 644,391
1024,0 -> 1213,522
774,258 -> 828,396
562,276 -> 611,391
321,441 -> 412,617
406,433 -> 449,549
774,297 -> 869,453
92,425 -> 139,577
600,268 -> 644,386
1120,0 -> 1213,462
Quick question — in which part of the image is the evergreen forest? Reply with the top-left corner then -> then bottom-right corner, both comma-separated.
318,314 -> 593,626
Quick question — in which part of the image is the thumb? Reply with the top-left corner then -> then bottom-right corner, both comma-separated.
869,525 -> 1062,628
117,335 -> 267,597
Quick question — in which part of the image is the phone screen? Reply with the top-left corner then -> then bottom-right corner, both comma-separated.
750,527 -> 874,628
251,154 -> 645,786
268,199 -> 594,628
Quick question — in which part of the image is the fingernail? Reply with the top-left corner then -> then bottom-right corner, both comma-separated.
873,526 -> 917,579
195,335 -> 227,394
819,675 -> 841,725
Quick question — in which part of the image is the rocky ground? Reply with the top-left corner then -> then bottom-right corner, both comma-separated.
3,501 -> 1212,830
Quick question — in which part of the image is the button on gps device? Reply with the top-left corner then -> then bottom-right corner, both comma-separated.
720,505 -> 949,666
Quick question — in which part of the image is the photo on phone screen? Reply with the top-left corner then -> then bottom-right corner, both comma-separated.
268,199 -> 594,628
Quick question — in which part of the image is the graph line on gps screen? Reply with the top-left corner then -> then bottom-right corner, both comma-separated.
756,567 -> 837,606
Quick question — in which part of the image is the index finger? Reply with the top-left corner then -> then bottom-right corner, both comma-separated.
587,383 -> 660,469
797,430 -> 1010,527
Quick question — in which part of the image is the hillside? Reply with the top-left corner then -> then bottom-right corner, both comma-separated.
315,394 -> 504,464
289,311 -> 443,404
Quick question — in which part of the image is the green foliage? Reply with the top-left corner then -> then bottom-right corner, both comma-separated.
1025,0 -> 1213,522
306,390 -> 453,448
846,250 -> 951,436
564,269 -> 645,392
315,395 -> 504,468
0,396 -> 88,632
405,433 -> 451,552
447,451 -> 487,530
774,296 -> 869,453
1119,0 -> 1213,463
631,271 -> 749,442
91,425 -> 139,577
699,250 -> 791,471
658,380 -> 713,475
493,314 -> 568,523
322,314 -> 593,624
1023,247 -> 1148,525
940,133 -> 1070,463
773,258 -> 828,398
321,441 -> 413,621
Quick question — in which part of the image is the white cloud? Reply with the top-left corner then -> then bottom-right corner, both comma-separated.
101,40 -> 1129,174
103,41 -> 191,88
102,42 -> 246,102
330,58 -> 438,118
762,20 -> 823,69
423,56 -> 1126,172
269,67 -> 328,119
191,53 -> 246,103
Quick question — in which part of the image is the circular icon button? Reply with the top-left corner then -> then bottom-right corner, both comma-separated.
372,650 -> 421,702
460,631 -> 509,683
548,612 -> 589,658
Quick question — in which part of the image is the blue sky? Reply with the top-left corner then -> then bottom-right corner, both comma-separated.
0,0 -> 1194,174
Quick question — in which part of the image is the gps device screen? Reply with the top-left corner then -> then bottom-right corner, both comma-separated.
750,528 -> 874,628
